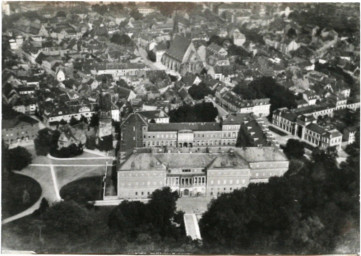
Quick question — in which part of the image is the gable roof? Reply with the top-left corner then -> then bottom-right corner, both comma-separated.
164,35 -> 191,62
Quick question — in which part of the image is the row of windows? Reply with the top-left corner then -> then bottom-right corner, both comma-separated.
5,132 -> 36,137
135,191 -> 151,196
119,172 -> 162,177
143,140 -> 237,147
145,134 -> 176,139
119,181 -> 163,187
144,132 -> 237,139
5,136 -> 34,144
210,178 -> 248,185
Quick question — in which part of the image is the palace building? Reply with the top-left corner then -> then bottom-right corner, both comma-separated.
116,147 -> 289,199
119,112 -> 254,153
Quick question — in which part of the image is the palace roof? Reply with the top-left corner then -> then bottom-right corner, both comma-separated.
147,122 -> 222,132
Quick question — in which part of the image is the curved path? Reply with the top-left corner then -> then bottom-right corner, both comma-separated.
2,150 -> 114,225
2,172 -> 44,225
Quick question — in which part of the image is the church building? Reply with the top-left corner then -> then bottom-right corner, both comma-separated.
161,35 -> 203,75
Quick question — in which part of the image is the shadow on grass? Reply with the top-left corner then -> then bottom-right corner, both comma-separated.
2,173 -> 42,220
60,176 -> 103,204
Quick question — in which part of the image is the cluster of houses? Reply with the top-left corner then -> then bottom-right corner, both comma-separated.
2,2 -> 359,156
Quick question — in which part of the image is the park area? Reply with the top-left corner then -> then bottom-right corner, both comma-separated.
2,147 -> 114,225
2,173 -> 42,220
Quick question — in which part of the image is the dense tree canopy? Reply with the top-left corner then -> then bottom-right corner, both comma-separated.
7,147 -> 32,171
34,128 -> 60,156
50,143 -> 83,158
188,82 -> 213,100
200,145 -> 359,254
110,33 -> 134,46
315,62 -> 354,85
233,77 -> 297,116
227,45 -> 251,57
43,201 -> 93,238
91,4 -> 108,15
283,139 -> 305,159
169,102 -> 218,123
129,9 -> 143,20
108,187 -> 185,241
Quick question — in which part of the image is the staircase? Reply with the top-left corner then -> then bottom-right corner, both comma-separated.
183,213 -> 202,240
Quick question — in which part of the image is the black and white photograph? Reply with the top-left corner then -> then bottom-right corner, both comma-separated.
1,1 -> 360,254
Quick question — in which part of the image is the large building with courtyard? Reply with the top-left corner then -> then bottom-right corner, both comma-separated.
116,147 -> 289,199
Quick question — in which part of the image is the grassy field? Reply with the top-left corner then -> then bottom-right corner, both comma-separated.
55,165 -> 106,189
60,176 -> 104,204
2,173 -> 42,219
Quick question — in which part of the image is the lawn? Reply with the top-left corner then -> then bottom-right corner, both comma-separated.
55,165 -> 106,188
2,173 -> 42,219
60,176 -> 104,204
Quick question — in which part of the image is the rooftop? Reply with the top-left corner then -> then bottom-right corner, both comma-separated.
148,122 -> 222,132
164,35 -> 191,62
119,147 -> 288,171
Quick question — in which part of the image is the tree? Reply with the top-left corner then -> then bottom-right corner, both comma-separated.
199,147 -> 359,254
169,102 -> 218,123
80,115 -> 88,124
7,147 -> 32,171
233,76 -> 297,117
33,198 -> 49,217
283,139 -> 305,159
108,200 -> 151,238
188,83 -> 213,100
227,45 -> 251,57
89,113 -> 99,128
91,4 -> 108,15
148,50 -> 156,62
34,128 -> 60,155
110,33 -> 134,46
43,201 -> 93,238
148,187 -> 179,235
130,9 -> 143,20
69,116 -> 79,126
56,10 -> 66,17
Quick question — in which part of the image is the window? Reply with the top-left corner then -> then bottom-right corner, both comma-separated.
135,192 -> 138,195
141,192 -> 144,195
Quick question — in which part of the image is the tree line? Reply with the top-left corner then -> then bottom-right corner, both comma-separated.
199,138 -> 359,254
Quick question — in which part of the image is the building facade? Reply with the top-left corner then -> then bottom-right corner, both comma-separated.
3,115 -> 40,147
216,90 -> 271,117
272,108 -> 343,150
161,35 -> 203,75
120,113 -> 244,151
116,147 -> 289,199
